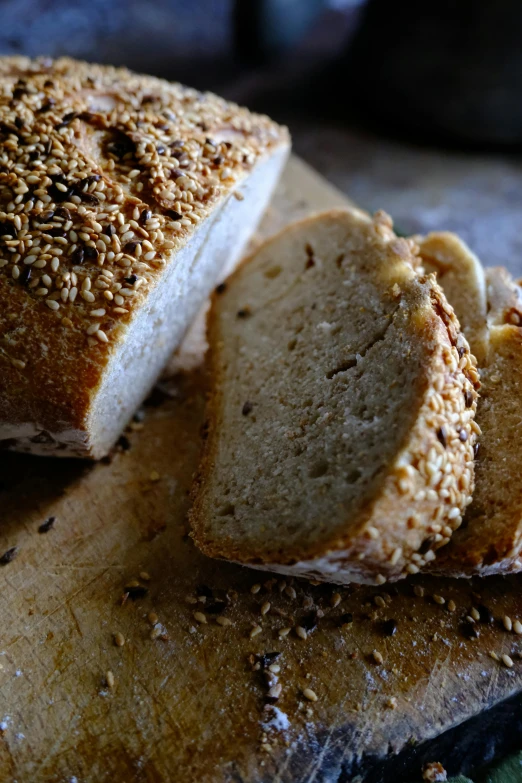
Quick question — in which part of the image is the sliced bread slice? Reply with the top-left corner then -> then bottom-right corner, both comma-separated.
416,232 -> 488,362
428,267 -> 522,576
190,209 -> 479,585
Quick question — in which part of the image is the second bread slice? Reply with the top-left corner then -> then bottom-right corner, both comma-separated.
191,210 -> 479,584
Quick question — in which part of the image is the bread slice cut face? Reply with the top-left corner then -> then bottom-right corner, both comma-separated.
191,210 -> 479,584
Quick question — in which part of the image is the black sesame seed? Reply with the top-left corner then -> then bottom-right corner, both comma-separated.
124,242 -> 140,255
56,111 -> 78,129
436,426 -> 448,448
71,247 -> 85,265
81,192 -> 100,206
474,442 -> 480,459
45,227 -> 66,238
14,116 -> 24,130
216,283 -> 227,294
213,155 -> 224,166
170,168 -> 183,180
382,619 -> 397,636
84,246 -> 98,261
236,308 -> 251,319
242,401 -> 253,416
140,210 -> 152,225
167,210 -> 182,221
459,429 -> 468,442
105,224 -> 116,238
37,98 -> 56,113
0,546 -> 18,565
156,145 -> 166,155
55,207 -> 71,221
124,274 -> 138,285
464,389 -> 473,408
38,517 -> 55,534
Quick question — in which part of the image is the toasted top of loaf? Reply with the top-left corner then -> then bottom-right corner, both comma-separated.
191,210 -> 479,584
417,232 -> 488,362
430,267 -> 522,575
0,56 -> 288,434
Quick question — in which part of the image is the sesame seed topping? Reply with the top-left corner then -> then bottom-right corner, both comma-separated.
303,688 -> 318,702
193,611 -> 207,624
503,615 -> 513,632
514,620 -> 522,635
106,670 -> 115,689
250,625 -> 262,639
114,632 -> 125,647
295,626 -> 308,640
372,650 -> 384,664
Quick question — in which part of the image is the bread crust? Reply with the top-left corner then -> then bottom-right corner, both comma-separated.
427,267 -> 522,577
190,210 -> 479,584
0,57 -> 289,457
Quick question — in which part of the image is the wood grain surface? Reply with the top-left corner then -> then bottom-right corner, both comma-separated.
1,157 -> 522,783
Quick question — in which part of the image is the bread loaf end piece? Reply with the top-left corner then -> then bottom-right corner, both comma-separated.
428,267 -> 522,577
0,57 -> 289,457
191,210 -> 479,584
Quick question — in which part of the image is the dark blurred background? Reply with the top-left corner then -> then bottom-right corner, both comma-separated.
1,0 -> 522,268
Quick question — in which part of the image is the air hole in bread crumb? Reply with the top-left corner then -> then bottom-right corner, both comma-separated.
326,357 -> 357,379
264,265 -> 282,279
217,504 -> 235,517
347,468 -> 362,483
309,460 -> 329,479
288,338 -> 297,351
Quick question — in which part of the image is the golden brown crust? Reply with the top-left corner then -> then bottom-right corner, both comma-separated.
0,56 -> 288,449
190,210 -> 479,584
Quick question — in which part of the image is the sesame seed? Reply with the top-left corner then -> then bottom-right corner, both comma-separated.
374,595 -> 386,608
372,650 -> 384,664
331,593 -> 341,608
514,620 -> 522,635
502,654 -> 514,668
295,626 -> 308,640
503,615 -> 513,632
216,616 -> 233,627
96,330 -> 109,343
386,696 -> 397,709
375,574 -> 386,585
413,585 -> 425,598
193,611 -> 207,624
250,625 -> 262,639
106,670 -> 115,689
46,299 -> 59,310
447,600 -> 456,613
114,632 -> 125,647
279,627 -> 291,638
303,688 -> 318,702
148,612 -> 159,625
470,607 -> 480,622
390,547 -> 402,566
261,601 -> 271,616
433,595 -> 445,605
250,583 -> 261,594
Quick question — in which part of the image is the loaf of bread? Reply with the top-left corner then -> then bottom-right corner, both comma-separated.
190,210 -> 479,585
428,266 -> 522,576
0,57 -> 290,458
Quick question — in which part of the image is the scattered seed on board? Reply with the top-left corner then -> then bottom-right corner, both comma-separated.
194,611 -> 207,624
303,688 -> 318,702
502,654 -> 514,669
114,632 -> 125,647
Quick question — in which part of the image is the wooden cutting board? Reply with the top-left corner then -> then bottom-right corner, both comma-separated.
1,157 -> 522,783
